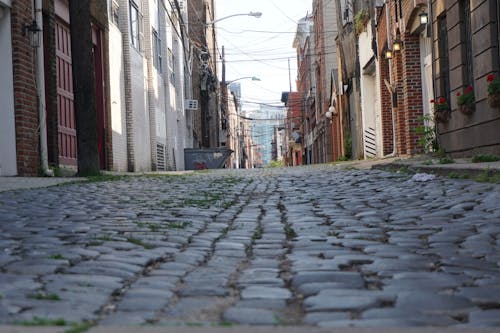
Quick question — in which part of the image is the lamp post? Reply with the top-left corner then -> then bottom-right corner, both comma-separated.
206,11 -> 262,25
227,76 -> 261,84
200,11 -> 262,148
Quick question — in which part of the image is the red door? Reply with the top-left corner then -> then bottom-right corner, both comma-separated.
56,18 -> 77,166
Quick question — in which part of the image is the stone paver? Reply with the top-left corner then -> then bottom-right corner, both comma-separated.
0,166 -> 499,330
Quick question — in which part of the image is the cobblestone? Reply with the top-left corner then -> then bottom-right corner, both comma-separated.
0,166 -> 499,329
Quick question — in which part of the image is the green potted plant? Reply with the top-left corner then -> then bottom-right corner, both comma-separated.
430,96 -> 450,123
456,85 -> 475,115
486,73 -> 500,108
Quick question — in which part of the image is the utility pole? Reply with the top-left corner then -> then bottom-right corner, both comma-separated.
69,0 -> 99,176
218,45 -> 226,147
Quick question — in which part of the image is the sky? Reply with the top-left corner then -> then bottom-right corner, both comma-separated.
214,0 -> 311,111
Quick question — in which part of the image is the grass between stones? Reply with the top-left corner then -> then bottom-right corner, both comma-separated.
126,237 -> 155,249
48,254 -> 66,260
474,170 -> 500,183
15,317 -> 94,333
15,317 -> 67,326
27,293 -> 61,301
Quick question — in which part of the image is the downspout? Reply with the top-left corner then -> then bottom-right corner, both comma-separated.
384,0 -> 397,158
35,0 -> 53,176
142,0 -> 157,171
428,0 -> 439,148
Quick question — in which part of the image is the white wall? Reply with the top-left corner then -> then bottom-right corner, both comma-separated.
130,49 -> 151,171
0,4 -> 17,176
109,23 -> 128,171
323,0 -> 338,98
359,25 -> 380,158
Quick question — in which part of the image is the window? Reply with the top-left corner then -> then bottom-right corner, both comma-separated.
168,48 -> 175,84
152,29 -> 162,72
111,1 -> 119,26
129,1 -> 142,51
460,0 -> 473,88
438,15 -> 450,103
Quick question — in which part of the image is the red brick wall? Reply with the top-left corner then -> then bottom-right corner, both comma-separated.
401,33 -> 424,154
11,0 -> 40,176
377,6 -> 395,156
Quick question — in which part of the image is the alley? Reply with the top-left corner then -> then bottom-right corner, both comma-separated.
0,166 -> 500,329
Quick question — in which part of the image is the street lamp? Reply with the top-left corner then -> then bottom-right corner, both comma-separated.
206,11 -> 262,25
227,76 -> 261,84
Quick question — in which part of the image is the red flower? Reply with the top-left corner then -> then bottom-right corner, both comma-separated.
466,86 -> 473,93
487,74 -> 495,82
438,97 -> 446,104
430,99 -> 435,103
456,92 -> 461,96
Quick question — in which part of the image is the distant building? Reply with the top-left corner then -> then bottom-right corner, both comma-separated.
247,105 -> 285,166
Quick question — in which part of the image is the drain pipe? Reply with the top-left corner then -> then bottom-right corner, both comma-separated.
35,0 -> 53,176
383,0 -> 397,158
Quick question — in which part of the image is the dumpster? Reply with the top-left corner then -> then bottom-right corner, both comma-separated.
184,148 -> 233,170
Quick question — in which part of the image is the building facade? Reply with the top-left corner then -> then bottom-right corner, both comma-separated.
433,0 -> 500,156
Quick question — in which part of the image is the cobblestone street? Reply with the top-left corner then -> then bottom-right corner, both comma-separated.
1,166 -> 500,329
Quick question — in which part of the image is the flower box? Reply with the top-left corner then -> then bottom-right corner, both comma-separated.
488,92 -> 500,108
433,110 -> 449,123
459,103 -> 475,115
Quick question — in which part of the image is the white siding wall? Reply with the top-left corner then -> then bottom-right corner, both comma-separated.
359,24 -> 383,158
108,0 -> 189,171
109,22 -> 128,171
130,49 -> 151,171
323,0 -> 338,99
0,4 -> 17,176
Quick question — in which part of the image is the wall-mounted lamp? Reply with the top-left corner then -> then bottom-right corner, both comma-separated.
325,105 -> 337,120
393,38 -> 402,51
419,12 -> 428,25
22,20 -> 41,48
384,48 -> 393,59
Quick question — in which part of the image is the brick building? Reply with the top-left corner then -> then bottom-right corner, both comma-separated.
1,0 -> 40,176
188,0 -> 219,149
433,0 -> 500,156
293,14 -> 314,164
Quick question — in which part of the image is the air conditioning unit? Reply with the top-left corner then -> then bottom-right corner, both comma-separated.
185,99 -> 198,110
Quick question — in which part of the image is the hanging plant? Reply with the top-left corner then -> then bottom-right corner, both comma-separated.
486,74 -> 500,108
354,10 -> 369,35
456,86 -> 475,115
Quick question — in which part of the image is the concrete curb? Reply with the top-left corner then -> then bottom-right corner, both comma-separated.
371,161 -> 500,179
1,325 -> 499,333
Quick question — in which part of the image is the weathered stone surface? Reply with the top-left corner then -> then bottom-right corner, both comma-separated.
222,307 -> 279,325
0,167 -> 499,328
395,291 -> 476,316
291,272 -> 364,289
240,286 -> 292,300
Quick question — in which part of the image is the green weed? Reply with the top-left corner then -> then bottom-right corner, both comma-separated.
284,223 -> 297,239
148,223 -> 160,232
16,317 -> 66,326
267,160 -> 284,168
48,254 -> 65,260
126,237 -> 155,249
63,322 -> 94,333
448,172 -> 469,180
27,293 -> 60,301
472,154 -> 500,163
439,157 -> 455,164
474,170 -> 500,183
166,221 -> 191,229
